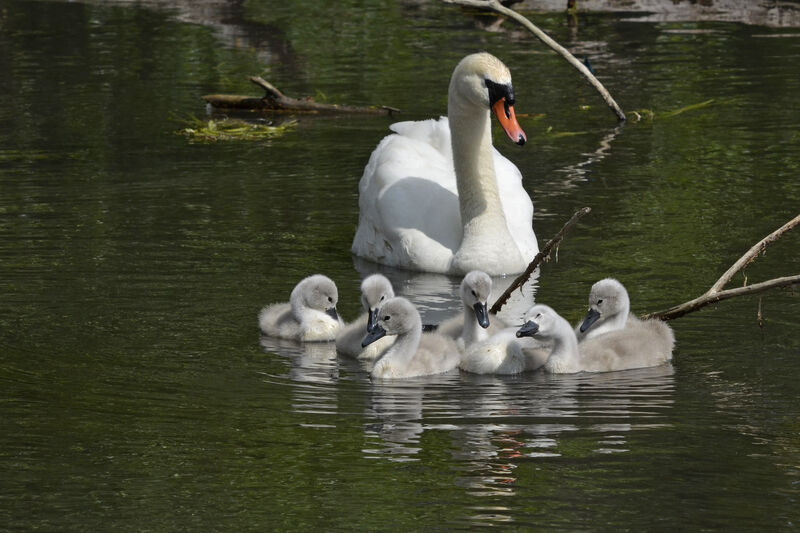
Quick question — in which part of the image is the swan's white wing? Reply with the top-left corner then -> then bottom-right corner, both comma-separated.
352,118 -> 462,272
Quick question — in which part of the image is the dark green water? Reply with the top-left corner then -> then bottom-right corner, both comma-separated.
1,0 -> 799,530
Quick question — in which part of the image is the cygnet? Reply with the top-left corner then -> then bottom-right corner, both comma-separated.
437,270 -> 506,350
517,303 -> 674,373
258,274 -> 343,342
363,297 -> 461,379
336,274 -> 396,360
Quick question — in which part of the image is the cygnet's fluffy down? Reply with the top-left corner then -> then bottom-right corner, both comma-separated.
362,297 -> 461,380
336,274 -> 396,360
516,303 -> 674,374
258,274 -> 343,342
459,327 -> 550,375
436,270 -> 506,350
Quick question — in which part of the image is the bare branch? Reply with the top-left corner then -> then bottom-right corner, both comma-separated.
642,275 -> 800,321
249,76 -> 285,99
445,0 -> 626,121
490,207 -> 591,314
642,213 -> 800,321
710,213 -> 800,293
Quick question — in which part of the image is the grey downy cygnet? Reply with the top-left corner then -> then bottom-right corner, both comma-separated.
258,274 -> 343,342
362,297 -> 461,379
516,303 -> 674,373
336,274 -> 396,360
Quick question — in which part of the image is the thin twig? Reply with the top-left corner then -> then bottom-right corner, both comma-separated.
490,207 -> 591,314
445,0 -> 626,121
710,213 -> 800,293
641,275 -> 800,321
642,214 -> 800,321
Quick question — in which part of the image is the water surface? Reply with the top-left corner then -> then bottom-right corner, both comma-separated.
1,0 -> 799,530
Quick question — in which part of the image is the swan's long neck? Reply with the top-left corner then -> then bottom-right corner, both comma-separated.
544,318 -> 581,373
449,100 -> 509,235
448,96 -> 522,274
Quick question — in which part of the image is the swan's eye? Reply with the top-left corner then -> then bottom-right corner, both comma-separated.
471,290 -> 477,297
328,296 -> 333,303
383,316 -> 390,321
380,295 -> 385,301
597,299 -> 603,305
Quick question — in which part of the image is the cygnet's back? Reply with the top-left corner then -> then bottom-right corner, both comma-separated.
459,327 -> 550,375
578,317 -> 675,372
364,297 -> 461,379
258,274 -> 343,342
336,274 -> 395,360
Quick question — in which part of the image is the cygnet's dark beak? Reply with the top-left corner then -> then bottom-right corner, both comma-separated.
362,324 -> 387,348
367,308 -> 379,333
516,320 -> 539,338
473,301 -> 490,329
579,308 -> 601,333
325,307 -> 339,321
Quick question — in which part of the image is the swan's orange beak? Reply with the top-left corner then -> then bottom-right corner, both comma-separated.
492,98 -> 526,146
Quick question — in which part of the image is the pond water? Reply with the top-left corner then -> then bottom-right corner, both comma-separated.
1,0 -> 799,530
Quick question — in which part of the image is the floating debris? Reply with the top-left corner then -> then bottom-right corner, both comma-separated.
178,117 -> 297,142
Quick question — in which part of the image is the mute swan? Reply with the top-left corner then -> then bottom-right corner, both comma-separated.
576,278 -> 637,341
258,274 -> 343,342
516,304 -> 674,373
351,52 -> 538,276
436,270 -> 506,350
362,297 -> 461,379
459,327 -> 551,375
336,274 -> 396,360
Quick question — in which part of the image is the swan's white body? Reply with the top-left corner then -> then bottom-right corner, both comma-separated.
517,304 -> 674,374
351,53 -> 537,276
336,274 -> 395,360
459,328 -> 550,375
258,274 -> 343,342
364,297 -> 461,380
436,270 -> 505,350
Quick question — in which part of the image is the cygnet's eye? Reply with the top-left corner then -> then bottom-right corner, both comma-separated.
597,299 -> 603,305
328,296 -> 333,303
535,313 -> 541,319
383,315 -> 390,321
380,295 -> 385,301
471,290 -> 477,297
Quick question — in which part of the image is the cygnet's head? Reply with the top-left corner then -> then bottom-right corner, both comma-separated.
360,274 -> 395,333
292,274 -> 339,321
449,53 -> 526,146
579,278 -> 630,334
461,270 -> 492,329
361,297 -> 420,348
516,304 -> 561,341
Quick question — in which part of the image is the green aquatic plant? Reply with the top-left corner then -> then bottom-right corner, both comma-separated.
627,99 -> 716,122
178,116 -> 297,142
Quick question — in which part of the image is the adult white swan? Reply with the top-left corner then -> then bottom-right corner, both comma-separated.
351,53 -> 538,276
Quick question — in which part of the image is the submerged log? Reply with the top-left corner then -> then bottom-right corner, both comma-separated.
203,76 -> 400,116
